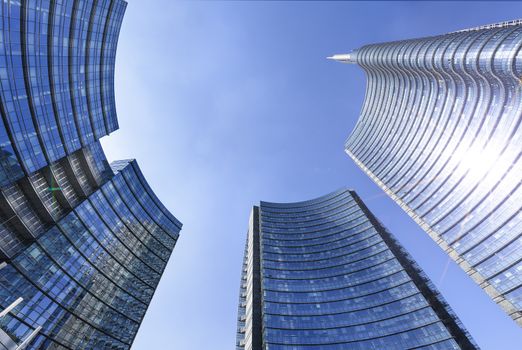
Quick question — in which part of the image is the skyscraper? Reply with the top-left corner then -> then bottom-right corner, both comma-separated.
0,1 -> 182,349
236,189 -> 477,350
332,20 -> 522,325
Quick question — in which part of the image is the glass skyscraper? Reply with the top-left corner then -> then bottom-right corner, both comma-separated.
332,20 -> 522,325
0,1 -> 182,349
236,189 -> 477,350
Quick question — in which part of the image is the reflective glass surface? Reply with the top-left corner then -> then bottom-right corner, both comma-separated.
0,0 -> 126,187
0,1 -> 181,349
345,23 -> 522,325
0,160 -> 181,349
237,190 -> 476,349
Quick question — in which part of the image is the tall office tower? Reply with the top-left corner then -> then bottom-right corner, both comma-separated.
332,20 -> 522,326
236,189 -> 477,350
0,1 -> 182,349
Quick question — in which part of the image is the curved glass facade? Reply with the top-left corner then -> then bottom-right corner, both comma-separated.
0,1 -> 183,349
0,160 -> 181,350
343,20 -> 522,325
0,0 -> 126,187
237,190 -> 476,350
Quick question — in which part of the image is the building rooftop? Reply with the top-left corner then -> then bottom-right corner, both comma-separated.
451,18 -> 522,33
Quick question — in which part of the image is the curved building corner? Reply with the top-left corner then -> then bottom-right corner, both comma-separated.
0,1 -> 183,349
237,189 -> 477,350
343,20 -> 522,326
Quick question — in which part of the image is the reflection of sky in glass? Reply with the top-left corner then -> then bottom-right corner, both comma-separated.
0,0 -> 125,186
345,24 -> 522,325
0,161 -> 181,349
238,190 -> 476,349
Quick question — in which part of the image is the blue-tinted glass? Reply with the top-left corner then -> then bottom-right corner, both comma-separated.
237,190 -> 477,349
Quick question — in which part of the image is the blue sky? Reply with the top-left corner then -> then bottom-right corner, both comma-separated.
101,1 -> 522,349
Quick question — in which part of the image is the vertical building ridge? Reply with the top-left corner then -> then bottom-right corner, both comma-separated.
343,20 -> 522,325
0,1 -> 182,349
0,0 -> 127,188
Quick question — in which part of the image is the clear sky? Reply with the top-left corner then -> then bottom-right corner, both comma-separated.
100,1 -> 522,349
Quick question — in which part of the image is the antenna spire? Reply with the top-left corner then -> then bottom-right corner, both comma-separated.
327,53 -> 357,64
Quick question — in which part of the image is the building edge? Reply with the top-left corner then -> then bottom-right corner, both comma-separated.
350,190 -> 479,350
346,149 -> 522,326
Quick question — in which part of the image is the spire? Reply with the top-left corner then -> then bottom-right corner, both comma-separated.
327,53 -> 357,64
